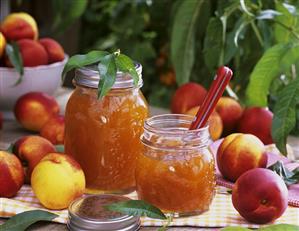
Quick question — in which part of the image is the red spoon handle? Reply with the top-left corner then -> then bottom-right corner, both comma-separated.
189,66 -> 233,130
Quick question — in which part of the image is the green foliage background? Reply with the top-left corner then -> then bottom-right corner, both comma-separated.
52,0 -> 299,154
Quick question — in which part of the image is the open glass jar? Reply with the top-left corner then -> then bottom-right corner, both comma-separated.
136,114 -> 216,217
65,64 -> 148,194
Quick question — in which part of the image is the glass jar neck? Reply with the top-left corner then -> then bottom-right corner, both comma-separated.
141,114 -> 211,151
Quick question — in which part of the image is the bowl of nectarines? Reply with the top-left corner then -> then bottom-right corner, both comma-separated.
0,12 -> 68,112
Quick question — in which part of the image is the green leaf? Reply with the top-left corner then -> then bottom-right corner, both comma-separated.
5,42 -> 24,85
245,43 -> 296,106
55,145 -> 64,153
268,161 -> 299,185
0,210 -> 58,231
274,2 -> 297,43
104,200 -> 167,220
203,17 -> 223,71
115,54 -> 139,86
221,227 -> 251,231
97,54 -> 117,98
272,76 -> 299,155
62,50 -> 109,81
258,224 -> 299,231
171,0 -> 205,85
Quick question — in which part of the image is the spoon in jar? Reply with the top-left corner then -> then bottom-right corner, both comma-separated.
189,66 -> 233,130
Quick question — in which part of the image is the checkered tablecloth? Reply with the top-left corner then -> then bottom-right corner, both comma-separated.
1,185 -> 298,229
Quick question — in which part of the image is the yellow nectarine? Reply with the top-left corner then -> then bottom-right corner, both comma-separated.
31,153 -> 85,210
186,106 -> 223,140
0,32 -> 6,58
217,133 -> 267,182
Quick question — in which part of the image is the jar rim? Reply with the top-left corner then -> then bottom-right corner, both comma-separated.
74,63 -> 143,89
144,114 -> 209,135
142,114 -> 211,151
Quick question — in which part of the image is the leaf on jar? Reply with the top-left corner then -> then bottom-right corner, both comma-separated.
115,54 -> 139,86
62,50 -> 109,81
97,54 -> 117,98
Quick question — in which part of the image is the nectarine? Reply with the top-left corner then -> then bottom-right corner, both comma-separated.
14,92 -> 60,131
186,106 -> 223,140
238,107 -> 273,145
40,115 -> 65,144
0,151 -> 24,197
31,153 -> 85,209
0,12 -> 38,41
0,32 -> 6,58
232,168 -> 288,224
171,82 -> 207,114
13,135 -> 56,182
215,97 -> 243,135
14,39 -> 48,67
217,133 -> 267,182
39,38 -> 65,64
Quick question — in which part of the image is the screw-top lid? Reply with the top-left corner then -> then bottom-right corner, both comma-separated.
74,63 -> 143,89
68,194 -> 140,231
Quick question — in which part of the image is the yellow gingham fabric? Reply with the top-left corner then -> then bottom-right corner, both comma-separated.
1,185 -> 298,228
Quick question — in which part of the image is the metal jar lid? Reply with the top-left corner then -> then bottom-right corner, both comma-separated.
67,194 -> 140,231
74,63 -> 143,89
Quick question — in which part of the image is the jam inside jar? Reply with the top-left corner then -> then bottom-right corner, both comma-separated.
136,114 -> 216,217
65,64 -> 148,194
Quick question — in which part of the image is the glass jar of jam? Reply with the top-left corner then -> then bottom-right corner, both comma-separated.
136,114 -> 216,217
65,64 -> 148,194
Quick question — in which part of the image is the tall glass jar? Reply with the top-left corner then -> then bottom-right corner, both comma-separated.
65,64 -> 148,194
136,114 -> 216,217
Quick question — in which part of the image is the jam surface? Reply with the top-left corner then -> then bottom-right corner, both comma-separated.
136,147 -> 216,214
65,86 -> 148,193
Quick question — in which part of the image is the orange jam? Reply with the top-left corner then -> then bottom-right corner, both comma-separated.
136,114 -> 216,216
65,65 -> 148,194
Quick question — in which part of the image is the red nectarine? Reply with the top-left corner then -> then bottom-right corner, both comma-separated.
232,168 -> 288,224
13,135 -> 56,182
15,39 -> 48,67
39,38 -> 65,64
40,115 -> 65,144
215,97 -> 243,135
171,82 -> 207,114
238,107 -> 273,145
14,92 -> 60,132
0,151 -> 24,197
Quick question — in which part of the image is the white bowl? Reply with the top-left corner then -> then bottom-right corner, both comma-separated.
0,56 -> 68,114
